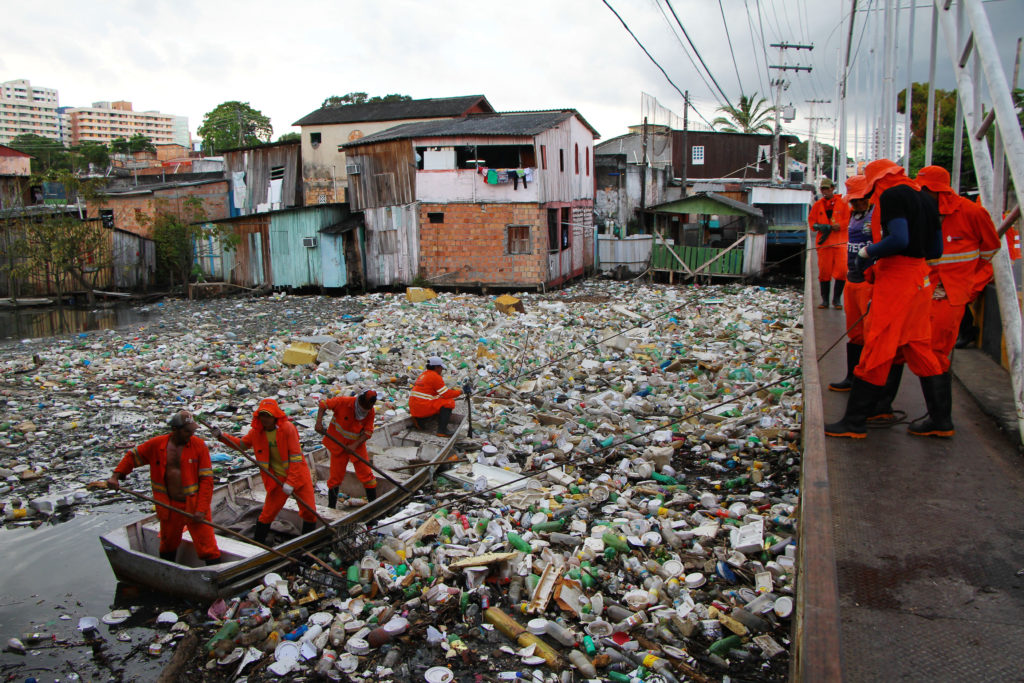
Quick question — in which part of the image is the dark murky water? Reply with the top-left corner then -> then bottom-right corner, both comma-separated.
0,305 -> 157,342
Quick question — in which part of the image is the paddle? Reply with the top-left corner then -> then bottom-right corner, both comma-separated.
86,481 -> 347,582
317,428 -> 412,495
195,416 -> 341,536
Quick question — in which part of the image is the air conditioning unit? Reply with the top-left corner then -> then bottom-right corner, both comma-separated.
346,163 -> 361,175
302,237 -> 318,248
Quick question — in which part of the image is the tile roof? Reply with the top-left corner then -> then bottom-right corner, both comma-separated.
293,95 -> 493,126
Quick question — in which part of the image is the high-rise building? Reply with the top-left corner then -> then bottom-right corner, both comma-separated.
0,79 -> 64,145
67,101 -> 186,146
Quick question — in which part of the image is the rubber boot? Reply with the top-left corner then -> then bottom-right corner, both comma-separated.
301,521 -> 317,535
254,521 -> 271,544
327,487 -> 338,510
824,377 -> 884,439
832,280 -> 845,309
818,281 -> 830,309
159,550 -> 177,562
435,406 -> 454,437
205,556 -> 223,566
867,363 -> 904,422
908,373 -> 955,437
364,486 -> 378,502
828,343 -> 862,392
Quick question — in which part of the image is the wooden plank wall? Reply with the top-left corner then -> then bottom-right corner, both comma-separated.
346,141 -> 416,211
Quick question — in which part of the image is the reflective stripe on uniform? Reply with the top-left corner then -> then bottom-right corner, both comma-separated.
198,468 -> 213,478
926,249 -> 980,266
129,448 -> 144,467
181,483 -> 198,496
330,420 -> 362,440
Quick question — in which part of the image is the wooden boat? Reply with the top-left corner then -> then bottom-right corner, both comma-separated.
99,410 -> 467,602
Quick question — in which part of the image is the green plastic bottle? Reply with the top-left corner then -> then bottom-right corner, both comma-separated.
507,532 -> 532,553
602,532 -> 629,554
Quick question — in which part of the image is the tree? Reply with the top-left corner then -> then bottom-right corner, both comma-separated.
897,83 -> 958,153
75,142 -> 110,170
712,93 -> 775,134
147,196 -> 238,293
321,92 -> 412,108
197,101 -> 273,154
908,125 -> 977,191
276,131 -> 301,143
789,140 -> 851,167
7,133 -> 71,174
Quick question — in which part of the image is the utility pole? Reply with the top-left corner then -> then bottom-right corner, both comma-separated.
769,42 -> 813,184
640,116 -> 648,230
681,91 -> 689,196
806,99 -> 832,183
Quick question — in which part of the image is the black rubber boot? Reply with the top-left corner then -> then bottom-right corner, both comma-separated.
301,521 -> 317,535
436,407 -> 454,437
867,363 -> 904,422
818,281 -> 830,309
254,521 -> 271,544
159,550 -> 177,562
364,487 -> 378,502
832,280 -> 845,308
825,377 -> 884,439
828,343 -> 862,392
908,373 -> 955,437
327,487 -> 338,510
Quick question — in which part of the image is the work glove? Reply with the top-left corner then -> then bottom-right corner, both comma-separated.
283,484 -> 294,496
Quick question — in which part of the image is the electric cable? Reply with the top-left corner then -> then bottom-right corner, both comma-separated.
662,0 -> 733,106
718,0 -> 746,95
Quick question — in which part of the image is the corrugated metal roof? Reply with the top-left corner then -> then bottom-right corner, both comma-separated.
648,191 -> 763,217
343,110 -> 596,148
293,95 -> 493,126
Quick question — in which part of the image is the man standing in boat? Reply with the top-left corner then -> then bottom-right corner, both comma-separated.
316,388 -> 378,508
210,398 -> 318,543
409,355 -> 461,437
106,411 -> 222,564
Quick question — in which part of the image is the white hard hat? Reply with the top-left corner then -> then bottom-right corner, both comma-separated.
428,356 -> 445,368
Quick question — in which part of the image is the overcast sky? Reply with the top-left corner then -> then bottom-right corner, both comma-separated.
3,0 -> 1020,158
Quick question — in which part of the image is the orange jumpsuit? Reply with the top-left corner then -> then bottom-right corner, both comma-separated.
808,195 -> 851,281
926,195 -> 1000,372
114,434 -> 220,561
320,396 -> 376,490
223,398 -> 317,524
409,369 -> 461,418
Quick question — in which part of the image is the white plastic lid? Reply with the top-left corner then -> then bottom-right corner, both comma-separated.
482,444 -> 498,454
661,559 -> 683,577
684,572 -> 706,588
527,618 -> 548,635
263,572 -> 283,587
585,619 -> 613,637
424,666 -> 455,683
274,640 -> 300,663
345,637 -> 370,656
773,596 -> 793,618
383,616 -> 409,635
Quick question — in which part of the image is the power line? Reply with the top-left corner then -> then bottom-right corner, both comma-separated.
743,0 -> 770,98
718,0 -> 746,94
601,0 -> 717,128
651,0 -> 726,108
662,0 -> 732,105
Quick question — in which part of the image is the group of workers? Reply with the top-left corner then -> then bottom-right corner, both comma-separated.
809,159 -> 1001,441
105,357 -> 462,564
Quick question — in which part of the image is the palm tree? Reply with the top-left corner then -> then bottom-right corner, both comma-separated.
712,93 -> 776,134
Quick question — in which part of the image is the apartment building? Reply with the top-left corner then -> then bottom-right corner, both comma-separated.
0,79 -> 64,145
67,101 -> 188,147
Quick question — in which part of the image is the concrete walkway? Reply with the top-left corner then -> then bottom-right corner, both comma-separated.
814,305 -> 1024,681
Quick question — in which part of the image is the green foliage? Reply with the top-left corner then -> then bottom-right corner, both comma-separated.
321,92 -> 412,108
897,83 -> 958,152
276,131 -> 301,143
789,140 -> 851,167
147,196 -> 239,291
7,133 -> 71,174
75,142 -> 110,169
908,125 -> 977,191
712,93 -> 775,134
197,101 -> 273,154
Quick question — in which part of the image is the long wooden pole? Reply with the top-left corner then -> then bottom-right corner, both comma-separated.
196,417 -> 339,534
87,481 -> 346,581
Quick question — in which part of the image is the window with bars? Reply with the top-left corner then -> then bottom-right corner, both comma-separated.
506,225 -> 530,255
692,146 -> 705,165
270,166 -> 285,180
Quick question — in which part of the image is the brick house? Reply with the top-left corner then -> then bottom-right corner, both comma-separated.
0,144 -> 31,209
86,176 -> 230,239
293,95 -> 493,206
343,110 -> 599,290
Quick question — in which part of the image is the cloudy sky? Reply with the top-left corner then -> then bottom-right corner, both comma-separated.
3,0 -> 1020,158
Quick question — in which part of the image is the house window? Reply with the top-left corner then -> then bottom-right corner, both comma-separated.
547,209 -> 559,253
574,144 -> 579,174
99,209 -> 114,228
376,229 -> 398,255
506,225 -> 530,254
559,149 -> 565,173
541,145 -> 547,170
428,212 -> 444,224
270,166 -> 285,180
692,146 -> 705,165
310,132 -> 321,146
560,207 -> 570,250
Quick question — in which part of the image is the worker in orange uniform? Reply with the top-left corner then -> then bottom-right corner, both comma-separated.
825,159 -> 945,439
906,165 -> 1000,436
106,411 -> 221,564
316,389 -> 377,508
409,355 -> 462,437
808,178 -> 852,309
828,175 -> 874,391
211,398 -> 318,542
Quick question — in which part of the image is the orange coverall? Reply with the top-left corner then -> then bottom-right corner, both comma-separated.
114,434 -> 220,561
409,369 -> 461,418
320,396 -> 376,490
926,195 -> 1000,372
808,195 -> 851,281
222,398 -> 317,524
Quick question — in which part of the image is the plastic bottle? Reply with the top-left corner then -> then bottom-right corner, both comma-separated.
329,616 -> 346,647
567,649 -> 597,677
315,649 -> 337,675
204,620 -> 239,652
507,532 -> 532,553
544,620 -> 576,647
240,619 -> 276,646
602,532 -> 629,554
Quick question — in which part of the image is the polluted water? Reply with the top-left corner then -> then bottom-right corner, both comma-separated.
0,280 -> 803,681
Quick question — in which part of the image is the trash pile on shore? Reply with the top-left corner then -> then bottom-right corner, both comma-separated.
1,281 -> 804,681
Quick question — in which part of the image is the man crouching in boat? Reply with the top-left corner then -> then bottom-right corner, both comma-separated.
211,398 -> 317,543
106,411 -> 222,565
409,355 -> 461,437
316,389 -> 377,508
